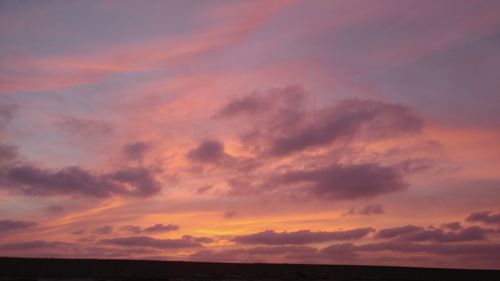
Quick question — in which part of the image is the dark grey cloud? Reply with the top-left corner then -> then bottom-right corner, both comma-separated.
55,116 -> 113,137
273,163 -> 406,200
232,228 -> 374,245
101,235 -> 210,249
0,219 -> 37,232
467,211 -> 500,225
377,225 -> 488,242
122,141 -> 151,161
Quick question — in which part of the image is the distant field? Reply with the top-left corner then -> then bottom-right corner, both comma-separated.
1,257 -> 499,281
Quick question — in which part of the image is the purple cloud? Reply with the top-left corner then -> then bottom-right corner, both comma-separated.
0,101 -> 16,130
346,205 -> 385,216
0,219 -> 37,232
186,139 -> 230,164
441,222 -> 463,231
94,225 -> 113,235
273,163 -> 406,200
232,228 -> 374,245
122,141 -> 151,161
377,225 -> 488,242
467,211 -> 500,225
0,163 -> 162,198
101,235 -> 209,249
143,223 -> 179,233
268,98 -> 422,156
376,225 -> 423,239
223,210 -> 238,219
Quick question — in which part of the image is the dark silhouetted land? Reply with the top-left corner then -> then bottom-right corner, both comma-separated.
1,257 -> 499,281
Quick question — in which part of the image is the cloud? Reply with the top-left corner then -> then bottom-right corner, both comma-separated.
101,235 -> 210,249
441,222 -> 463,231
196,185 -> 213,194
0,219 -> 37,232
120,225 -> 142,234
0,162 -> 162,198
232,228 -> 374,245
269,99 -> 422,156
0,143 -> 19,165
0,101 -> 16,130
272,163 -> 406,200
223,210 -> 238,219
214,94 -> 268,118
120,223 -> 179,234
46,205 -> 64,214
94,225 -> 113,235
186,139 -> 231,164
376,225 -> 423,239
143,223 -> 179,233
214,85 -> 306,120
345,205 -> 384,216
376,225 -> 488,242
122,141 -> 151,161
55,116 -> 113,137
467,211 -> 500,225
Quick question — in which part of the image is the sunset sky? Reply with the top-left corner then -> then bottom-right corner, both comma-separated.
1,0 -> 500,269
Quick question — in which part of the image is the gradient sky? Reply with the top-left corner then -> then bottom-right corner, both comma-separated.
1,0 -> 500,269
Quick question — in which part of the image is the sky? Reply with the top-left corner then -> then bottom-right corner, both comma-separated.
1,0 -> 500,269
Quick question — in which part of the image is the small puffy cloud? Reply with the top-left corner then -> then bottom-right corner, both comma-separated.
186,139 -> 230,164
196,185 -> 213,194
467,211 -> 500,225
232,228 -> 374,245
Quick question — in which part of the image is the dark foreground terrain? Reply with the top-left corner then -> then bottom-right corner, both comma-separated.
1,257 -> 499,281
